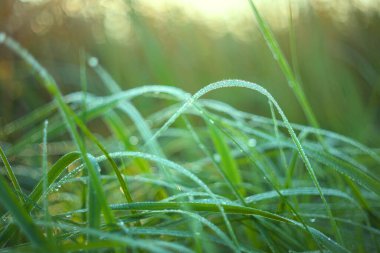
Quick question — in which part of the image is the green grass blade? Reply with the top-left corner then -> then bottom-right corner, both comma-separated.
89,59 -> 165,168
103,111 -> 151,173
247,0 -> 319,129
156,209 -> 237,251
208,117 -> 245,197
268,100 -> 288,170
28,151 -> 81,210
87,155 -> 102,244
182,115 -> 246,204
305,147 -> 380,196
36,220 -> 193,253
0,174 -> 46,248
245,187 -> 359,206
0,146 -> 24,203
2,102 -> 56,137
41,120 -> 53,245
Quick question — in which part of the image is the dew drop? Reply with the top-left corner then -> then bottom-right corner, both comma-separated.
0,33 -> 5,43
310,218 -> 316,223
88,57 -> 98,67
129,136 -> 139,145
248,138 -> 257,147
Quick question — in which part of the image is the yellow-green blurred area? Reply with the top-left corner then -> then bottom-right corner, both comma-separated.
0,0 -> 379,145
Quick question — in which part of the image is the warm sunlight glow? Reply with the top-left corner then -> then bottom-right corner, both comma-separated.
21,0 -> 380,42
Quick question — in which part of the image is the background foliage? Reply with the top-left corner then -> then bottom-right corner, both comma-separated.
1,0 -> 379,144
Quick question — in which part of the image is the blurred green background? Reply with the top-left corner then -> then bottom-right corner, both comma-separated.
0,0 -> 379,145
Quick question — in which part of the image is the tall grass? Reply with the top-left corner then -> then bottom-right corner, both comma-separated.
1,7 -> 380,252
247,0 -> 342,244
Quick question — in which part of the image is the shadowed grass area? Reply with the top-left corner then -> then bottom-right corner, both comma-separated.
0,32 -> 380,252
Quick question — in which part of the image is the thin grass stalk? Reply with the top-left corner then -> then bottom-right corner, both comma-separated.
268,100 -> 288,172
0,146 -> 24,204
246,0 -> 320,129
42,120 -> 53,244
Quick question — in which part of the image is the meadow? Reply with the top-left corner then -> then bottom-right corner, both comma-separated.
0,0 -> 380,252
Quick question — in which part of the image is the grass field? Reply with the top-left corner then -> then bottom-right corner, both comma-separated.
1,1 -> 380,252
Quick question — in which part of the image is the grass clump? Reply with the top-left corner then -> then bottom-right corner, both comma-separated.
1,28 -> 380,253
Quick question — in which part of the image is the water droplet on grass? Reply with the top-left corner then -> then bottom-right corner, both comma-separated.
0,33 -> 5,43
88,57 -> 98,67
129,136 -> 139,145
248,138 -> 257,147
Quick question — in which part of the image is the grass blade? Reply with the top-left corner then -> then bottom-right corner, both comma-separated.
27,151 -> 81,210
0,146 -> 24,203
208,118 -> 245,196
246,0 -> 319,129
41,120 -> 54,246
0,174 -> 46,248
87,155 -> 102,245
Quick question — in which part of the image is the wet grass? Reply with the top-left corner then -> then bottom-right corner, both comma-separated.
1,28 -> 380,252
